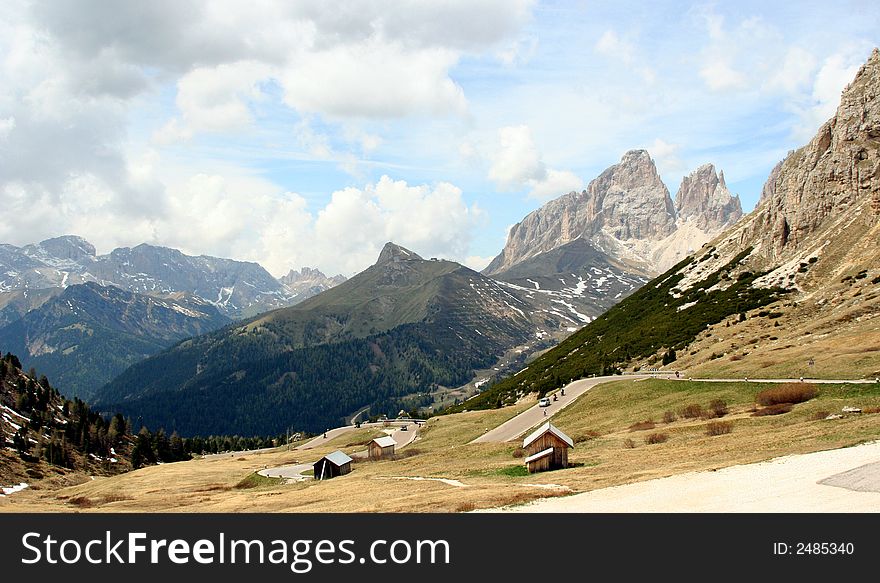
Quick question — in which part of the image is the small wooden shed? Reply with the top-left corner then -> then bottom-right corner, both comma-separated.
368,436 -> 396,460
522,422 -> 573,473
313,450 -> 353,480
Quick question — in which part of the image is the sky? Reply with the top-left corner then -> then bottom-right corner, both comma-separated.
0,1 -> 877,277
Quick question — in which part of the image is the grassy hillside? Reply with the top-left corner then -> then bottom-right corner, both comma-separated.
451,249 -> 790,411
95,249 -> 534,435
5,377 -> 878,513
98,320 -> 520,435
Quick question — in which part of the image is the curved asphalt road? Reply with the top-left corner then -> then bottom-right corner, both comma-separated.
295,419 -> 422,450
472,374 -> 878,444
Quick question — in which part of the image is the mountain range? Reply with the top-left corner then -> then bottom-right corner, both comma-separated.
0,238 -> 346,399
8,47 -> 875,440
480,151 -> 742,347
461,48 -> 880,410
89,150 -> 748,436
0,236 -> 345,320
485,151 -> 742,279
93,243 -> 536,434
0,282 -> 230,400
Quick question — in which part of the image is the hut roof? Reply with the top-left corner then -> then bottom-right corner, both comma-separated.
522,422 -> 574,449
321,450 -> 353,467
371,436 -> 397,448
523,447 -> 554,464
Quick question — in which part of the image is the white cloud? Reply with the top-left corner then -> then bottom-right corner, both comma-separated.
594,29 -> 656,84
0,0 -> 533,277
700,61 -> 748,92
497,35 -> 539,67
313,176 -> 483,274
596,30 -> 635,63
0,117 -> 14,139
488,125 -> 582,200
786,48 -> 869,141
811,54 -> 862,120
281,41 -> 467,119
528,169 -> 583,200
463,255 -> 494,272
488,125 -> 546,189
648,138 -> 685,175
173,61 -> 271,133
766,47 -> 817,94
152,118 -> 193,145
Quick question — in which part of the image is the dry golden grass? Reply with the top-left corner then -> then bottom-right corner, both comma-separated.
2,379 -> 878,513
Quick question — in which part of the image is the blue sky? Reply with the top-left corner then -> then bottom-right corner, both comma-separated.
1,1 -> 877,276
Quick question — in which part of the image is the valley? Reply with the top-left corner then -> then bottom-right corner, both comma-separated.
0,37 -> 878,517
3,375 -> 878,512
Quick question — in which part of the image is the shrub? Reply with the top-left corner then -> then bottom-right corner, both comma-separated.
863,407 -> 880,414
705,421 -> 732,436
709,399 -> 729,418
755,383 -> 817,406
573,430 -> 601,444
456,502 -> 476,512
729,354 -> 743,361
98,494 -> 133,505
623,438 -> 636,449
512,447 -> 525,458
644,432 -> 668,445
751,403 -> 793,417
628,420 -> 656,432
679,404 -> 704,419
391,448 -> 423,460
812,411 -> 830,421
68,496 -> 93,508
662,410 -> 677,424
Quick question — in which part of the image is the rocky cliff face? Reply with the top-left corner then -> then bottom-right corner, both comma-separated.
485,150 -> 740,277
675,164 -> 743,231
681,47 -> 880,291
742,47 -> 880,262
656,49 -> 880,380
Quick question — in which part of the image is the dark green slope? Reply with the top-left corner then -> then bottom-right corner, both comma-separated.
0,282 -> 230,400
451,248 -> 790,411
94,243 -> 533,435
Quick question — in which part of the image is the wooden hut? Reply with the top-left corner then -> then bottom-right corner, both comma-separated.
313,450 -> 353,480
522,422 -> 573,473
368,436 -> 396,460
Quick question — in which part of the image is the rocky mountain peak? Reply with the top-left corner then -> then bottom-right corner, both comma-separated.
611,149 -> 668,192
484,150 -> 682,276
375,242 -> 423,265
24,235 -> 96,263
674,163 -> 743,231
586,149 -> 676,241
279,266 -> 347,288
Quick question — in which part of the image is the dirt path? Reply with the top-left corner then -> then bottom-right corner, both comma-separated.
486,441 -> 880,512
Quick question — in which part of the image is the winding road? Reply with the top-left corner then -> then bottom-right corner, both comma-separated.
471,374 -> 878,444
